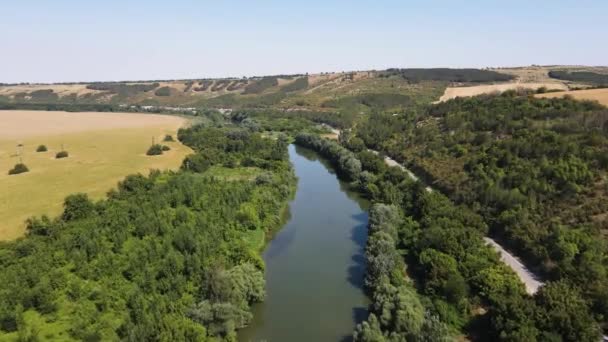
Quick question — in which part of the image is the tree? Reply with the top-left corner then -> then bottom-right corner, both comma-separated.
418,249 -> 467,303
534,281 -> 600,342
8,163 -> 29,175
353,314 -> 386,342
146,144 -> 164,156
62,193 -> 95,221
55,150 -> 68,159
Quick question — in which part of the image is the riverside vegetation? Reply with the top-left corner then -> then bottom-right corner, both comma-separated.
0,123 -> 296,341
296,117 -> 602,341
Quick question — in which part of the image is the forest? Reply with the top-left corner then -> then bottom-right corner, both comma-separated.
379,68 -> 514,83
549,70 -> 608,86
0,123 -> 296,341
344,92 -> 608,338
296,133 -> 602,341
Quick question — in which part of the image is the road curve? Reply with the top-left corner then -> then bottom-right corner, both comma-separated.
483,237 -> 543,295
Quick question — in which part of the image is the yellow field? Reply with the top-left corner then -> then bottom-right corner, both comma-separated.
439,82 -> 568,102
535,88 -> 608,106
0,110 -> 192,240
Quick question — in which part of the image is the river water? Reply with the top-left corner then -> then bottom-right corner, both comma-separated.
239,145 -> 370,342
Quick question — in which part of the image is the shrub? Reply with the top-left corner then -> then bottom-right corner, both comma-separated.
154,87 -> 172,96
161,145 -> 171,151
8,163 -> 29,175
146,144 -> 164,156
36,145 -> 48,152
163,134 -> 174,142
55,151 -> 69,159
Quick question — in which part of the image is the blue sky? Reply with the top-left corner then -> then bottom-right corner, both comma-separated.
1,0 -> 606,83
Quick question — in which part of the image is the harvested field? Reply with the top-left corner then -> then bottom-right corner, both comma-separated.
439,82 -> 568,102
535,88 -> 608,106
0,110 -> 191,240
0,83 -> 100,97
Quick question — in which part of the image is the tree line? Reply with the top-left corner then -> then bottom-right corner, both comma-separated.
379,68 -> 514,83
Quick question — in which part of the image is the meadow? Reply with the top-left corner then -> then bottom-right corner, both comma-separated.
0,110 -> 191,240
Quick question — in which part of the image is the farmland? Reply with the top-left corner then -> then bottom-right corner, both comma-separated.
439,82 -> 568,102
535,87 -> 608,106
0,110 -> 191,240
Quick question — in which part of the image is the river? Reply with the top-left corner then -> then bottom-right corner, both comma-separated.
239,145 -> 370,342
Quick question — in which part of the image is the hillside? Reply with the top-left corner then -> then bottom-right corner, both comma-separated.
2,66 -> 607,115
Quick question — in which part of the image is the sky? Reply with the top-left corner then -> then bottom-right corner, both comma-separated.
1,0 -> 607,83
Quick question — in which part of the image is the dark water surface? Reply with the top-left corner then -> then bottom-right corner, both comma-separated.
239,145 -> 370,342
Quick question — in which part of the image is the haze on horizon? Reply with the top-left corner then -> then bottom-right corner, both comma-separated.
2,0 -> 607,83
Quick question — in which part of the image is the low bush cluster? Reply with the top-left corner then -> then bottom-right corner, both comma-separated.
55,151 -> 68,159
8,163 -> 29,175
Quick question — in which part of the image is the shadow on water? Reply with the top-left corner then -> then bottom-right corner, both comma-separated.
347,217 -> 368,289
263,221 -> 297,259
339,307 -> 369,342
348,253 -> 366,289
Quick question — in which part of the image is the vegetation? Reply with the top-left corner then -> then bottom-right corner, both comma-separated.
154,86 -> 172,96
36,145 -> 47,152
211,80 -> 231,92
296,133 -> 602,341
8,163 -> 29,175
380,68 -> 514,83
322,93 -> 412,111
55,151 -> 69,159
243,77 -> 278,94
351,93 -> 608,336
14,89 -> 59,102
163,134 -> 175,142
281,77 -> 309,92
162,145 -> 171,151
86,82 -> 159,95
193,80 -> 213,92
0,124 -> 295,341
549,70 -> 608,85
146,144 -> 164,156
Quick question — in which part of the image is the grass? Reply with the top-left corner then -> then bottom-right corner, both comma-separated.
203,165 -> 263,181
0,124 -> 191,240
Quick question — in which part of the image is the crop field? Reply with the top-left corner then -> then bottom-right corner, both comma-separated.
0,110 -> 191,240
438,82 -> 568,102
535,88 -> 608,106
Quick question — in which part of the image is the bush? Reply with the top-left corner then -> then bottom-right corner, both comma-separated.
55,151 -> 69,159
161,145 -> 171,151
146,144 -> 164,156
36,145 -> 48,152
154,87 -> 172,96
163,134 -> 174,142
8,163 -> 29,175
